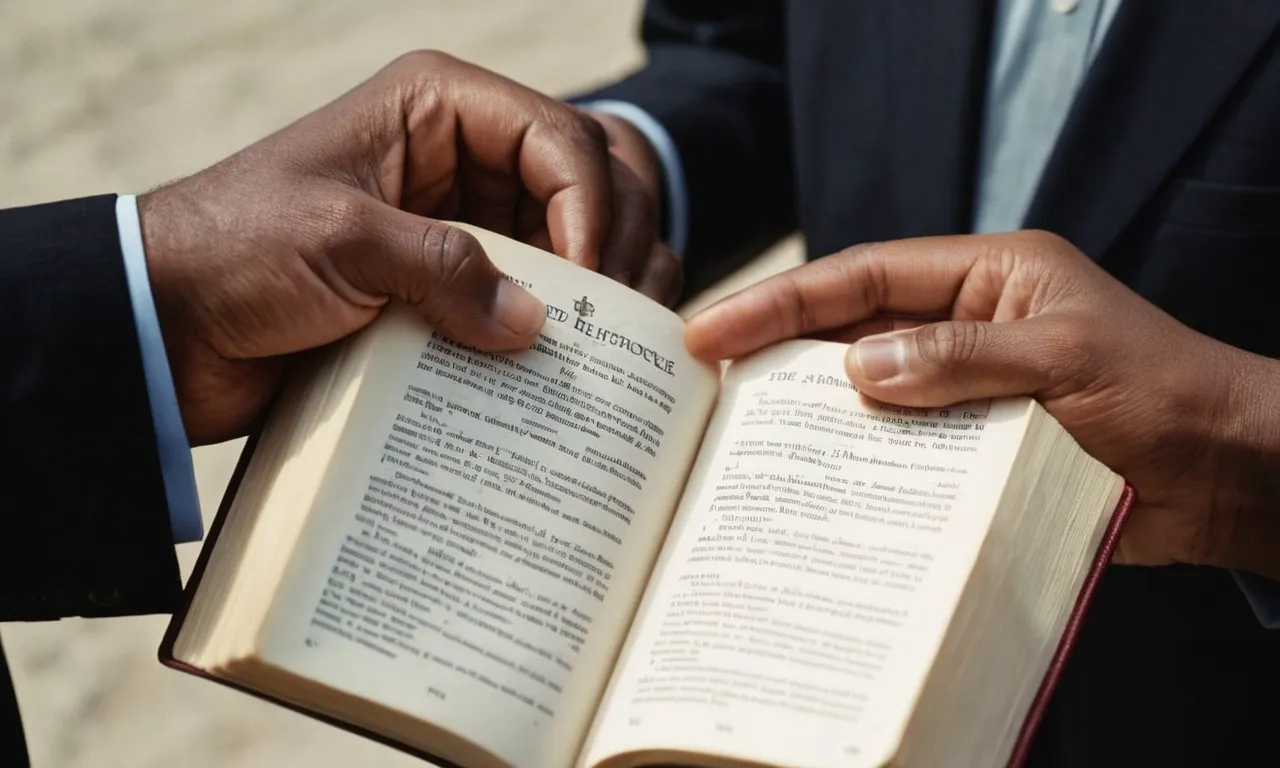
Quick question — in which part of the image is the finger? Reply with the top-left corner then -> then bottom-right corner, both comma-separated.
454,150 -> 521,238
390,53 -> 613,269
599,156 -> 660,286
811,316 -> 936,344
514,191 -> 552,251
634,243 -> 683,307
845,316 -> 1083,407
335,204 -> 545,351
684,236 -> 992,361
518,112 -> 613,270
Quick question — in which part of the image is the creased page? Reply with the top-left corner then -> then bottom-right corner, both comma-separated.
582,340 -> 1028,768
256,226 -> 719,768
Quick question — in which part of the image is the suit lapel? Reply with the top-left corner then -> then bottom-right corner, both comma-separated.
1023,1 -> 1280,260
885,0 -> 995,236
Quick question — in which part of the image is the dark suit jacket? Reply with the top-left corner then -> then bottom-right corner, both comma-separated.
583,1 -> 1280,765
0,195 -> 183,767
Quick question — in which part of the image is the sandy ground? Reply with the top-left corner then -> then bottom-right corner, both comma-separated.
1,2 -> 800,765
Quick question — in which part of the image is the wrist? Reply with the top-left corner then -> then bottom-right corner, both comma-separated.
137,188 -> 183,343
136,182 -> 213,404
1205,343 -> 1280,578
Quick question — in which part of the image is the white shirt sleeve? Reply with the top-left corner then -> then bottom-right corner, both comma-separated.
115,194 -> 204,543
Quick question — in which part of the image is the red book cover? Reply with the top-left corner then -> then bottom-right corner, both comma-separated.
159,433 -> 1135,768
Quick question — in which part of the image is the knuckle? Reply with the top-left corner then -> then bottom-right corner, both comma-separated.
394,49 -> 456,73
1022,228 -> 1068,249
386,51 -> 460,111
406,76 -> 445,118
825,242 -> 886,312
424,223 -> 475,282
416,223 -> 485,312
1039,319 -> 1100,390
915,321 -> 987,370
1015,229 -> 1075,265
978,229 -> 1055,267
543,107 -> 608,155
830,241 -> 878,263
522,106 -> 610,176
772,278 -> 818,337
309,192 -> 373,254
388,52 -> 450,109
570,108 -> 610,149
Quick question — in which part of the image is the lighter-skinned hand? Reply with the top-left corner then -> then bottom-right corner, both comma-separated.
686,230 -> 1280,580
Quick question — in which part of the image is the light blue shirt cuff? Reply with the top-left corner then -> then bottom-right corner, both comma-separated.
578,99 -> 689,259
1232,571 -> 1280,629
116,194 -> 204,543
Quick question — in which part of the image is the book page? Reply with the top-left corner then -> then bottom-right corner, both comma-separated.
581,341 -> 1030,768
255,226 -> 720,768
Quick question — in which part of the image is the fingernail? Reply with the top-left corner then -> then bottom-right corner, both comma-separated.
852,335 -> 907,382
493,280 -> 546,337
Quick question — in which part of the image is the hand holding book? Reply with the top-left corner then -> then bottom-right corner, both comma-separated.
133,51 -> 679,445
685,229 -> 1280,581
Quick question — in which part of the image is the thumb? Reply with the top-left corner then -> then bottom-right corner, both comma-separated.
339,207 -> 546,351
845,317 -> 1074,407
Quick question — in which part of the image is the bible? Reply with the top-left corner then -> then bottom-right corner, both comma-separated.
160,223 -> 1132,768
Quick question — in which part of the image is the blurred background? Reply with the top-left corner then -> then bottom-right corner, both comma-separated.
0,1 -> 799,765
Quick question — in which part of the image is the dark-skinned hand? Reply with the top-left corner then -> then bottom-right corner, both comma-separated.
139,51 -> 680,444
687,231 -> 1280,580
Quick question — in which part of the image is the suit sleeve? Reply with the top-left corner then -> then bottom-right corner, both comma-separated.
0,194 -> 182,622
573,0 -> 795,290
1233,571 -> 1280,629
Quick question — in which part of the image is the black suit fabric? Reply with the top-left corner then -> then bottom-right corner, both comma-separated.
0,195 -> 183,766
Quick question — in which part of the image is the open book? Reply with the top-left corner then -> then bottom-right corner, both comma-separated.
161,224 -> 1131,768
